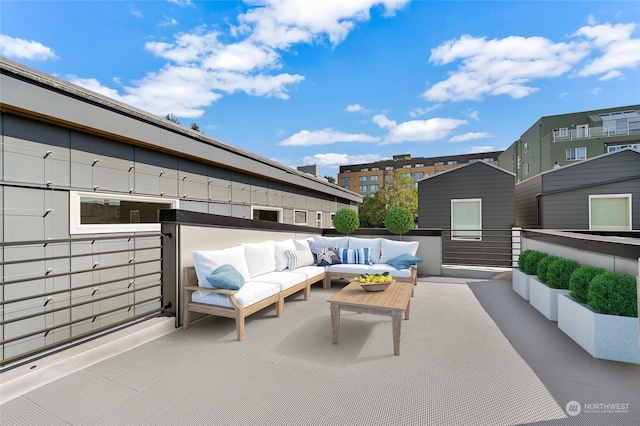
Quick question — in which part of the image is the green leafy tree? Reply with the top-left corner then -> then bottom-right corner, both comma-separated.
333,208 -> 359,235
359,169 -> 417,227
324,175 -> 336,184
191,122 -> 201,132
360,195 -> 386,227
164,113 -> 180,124
385,207 -> 414,237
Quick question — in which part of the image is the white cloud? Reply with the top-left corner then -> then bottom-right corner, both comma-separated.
168,0 -> 192,6
346,103 -> 370,113
279,129 -> 380,146
409,104 -> 441,117
302,153 -> 385,169
160,16 -> 178,27
449,132 -> 493,142
423,34 -> 590,102
465,145 -> 497,154
373,114 -> 468,144
0,35 -> 57,61
466,110 -> 479,121
591,87 -> 602,95
130,6 -> 143,18
576,22 -> 640,79
598,70 -> 622,81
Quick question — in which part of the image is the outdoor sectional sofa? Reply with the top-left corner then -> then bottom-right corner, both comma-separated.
183,236 -> 420,340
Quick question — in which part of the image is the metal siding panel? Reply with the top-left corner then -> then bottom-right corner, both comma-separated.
231,181 -> 247,204
231,204 -> 250,219
178,158 -> 208,201
209,202 -> 231,216
4,186 -> 46,242
181,200 -> 208,213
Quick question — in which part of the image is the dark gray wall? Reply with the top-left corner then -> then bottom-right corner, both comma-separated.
539,149 -> 640,230
515,175 -> 542,228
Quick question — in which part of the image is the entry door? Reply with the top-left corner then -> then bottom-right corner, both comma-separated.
576,124 -> 588,138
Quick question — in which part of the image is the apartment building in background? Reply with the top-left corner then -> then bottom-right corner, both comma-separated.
337,152 -> 502,196
498,105 -> 640,183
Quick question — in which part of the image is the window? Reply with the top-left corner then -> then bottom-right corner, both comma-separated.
361,168 -> 369,172
451,199 -> 482,240
576,124 -> 589,138
524,163 -> 530,174
447,160 -> 457,165
316,212 -> 322,228
341,177 -> 350,187
369,184 -> 378,192
359,176 -> 368,183
554,128 -> 569,138
599,110 -> 640,135
469,159 -> 480,163
524,142 -> 529,153
566,147 -> 587,161
294,210 -> 307,225
371,167 -> 379,171
385,166 -> 394,170
343,169 -> 351,173
413,172 -> 424,180
359,185 -> 367,194
370,175 -> 379,182
252,206 -> 282,223
403,164 -> 411,169
510,153 -> 514,163
589,194 -> 632,231
434,161 -> 444,166
71,192 -> 177,234
330,213 -> 336,228
414,163 -> 424,168
483,158 -> 494,162
607,144 -> 640,153
517,156 -> 521,169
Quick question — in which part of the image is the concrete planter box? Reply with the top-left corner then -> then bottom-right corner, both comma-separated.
558,294 -> 640,364
512,269 -> 530,300
528,277 -> 570,321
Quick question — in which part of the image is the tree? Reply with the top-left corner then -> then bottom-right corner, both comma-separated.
324,175 -> 336,184
164,113 -> 180,124
385,207 -> 414,237
191,122 -> 201,132
333,208 -> 359,234
360,169 -> 417,227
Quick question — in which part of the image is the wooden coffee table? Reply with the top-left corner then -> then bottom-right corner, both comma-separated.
327,280 -> 413,356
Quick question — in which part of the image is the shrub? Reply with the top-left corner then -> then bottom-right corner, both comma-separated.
546,258 -> 580,289
536,255 -> 559,283
384,207 -> 414,236
588,272 -> 638,317
517,250 -> 532,271
523,250 -> 546,276
333,208 -> 359,235
569,266 -> 606,304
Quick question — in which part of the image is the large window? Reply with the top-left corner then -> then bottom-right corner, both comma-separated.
599,110 -> 640,135
341,177 -> 350,187
607,144 -> 640,153
566,147 -> 587,161
370,175 -> 379,182
589,194 -> 632,231
359,176 -> 368,183
294,210 -> 307,225
252,206 -> 282,223
451,199 -> 482,240
71,192 -> 177,234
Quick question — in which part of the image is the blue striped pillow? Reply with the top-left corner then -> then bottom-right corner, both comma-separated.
335,247 -> 371,265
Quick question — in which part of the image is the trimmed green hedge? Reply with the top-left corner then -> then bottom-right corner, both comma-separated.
569,266 -> 606,304
333,208 -> 359,235
385,207 -> 414,236
588,272 -> 638,317
536,255 -> 559,284
518,250 -> 532,271
546,258 -> 580,289
523,250 -> 546,276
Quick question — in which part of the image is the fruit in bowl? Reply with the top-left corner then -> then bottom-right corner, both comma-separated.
353,272 -> 393,284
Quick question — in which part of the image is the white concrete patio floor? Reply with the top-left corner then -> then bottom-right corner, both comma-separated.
1,273 -> 638,425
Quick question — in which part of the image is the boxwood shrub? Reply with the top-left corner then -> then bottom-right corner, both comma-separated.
536,255 -> 560,283
588,272 -> 638,317
523,250 -> 546,276
546,258 -> 580,289
517,250 -> 532,271
569,266 -> 606,304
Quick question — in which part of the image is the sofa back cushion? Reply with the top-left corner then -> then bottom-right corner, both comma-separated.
335,247 -> 371,265
379,239 -> 420,264
348,237 -> 382,264
274,239 -> 296,271
240,241 -> 276,278
313,236 -> 349,250
192,245 -> 251,287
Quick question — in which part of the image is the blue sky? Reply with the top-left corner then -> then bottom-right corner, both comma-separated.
2,1 -> 639,179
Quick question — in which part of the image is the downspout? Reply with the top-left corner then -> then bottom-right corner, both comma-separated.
536,193 -> 541,228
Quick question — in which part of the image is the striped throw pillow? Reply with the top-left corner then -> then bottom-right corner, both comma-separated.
285,249 -> 315,270
335,247 -> 371,265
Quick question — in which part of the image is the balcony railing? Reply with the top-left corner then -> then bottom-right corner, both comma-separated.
552,125 -> 640,142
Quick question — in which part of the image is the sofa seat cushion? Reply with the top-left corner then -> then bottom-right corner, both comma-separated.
366,263 -> 413,278
192,281 -> 281,308
326,263 -> 368,275
252,271 -> 308,291
240,241 -> 276,278
291,265 -> 326,280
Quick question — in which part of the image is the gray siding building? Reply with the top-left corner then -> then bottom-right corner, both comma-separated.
515,148 -> 640,230
0,58 -> 361,365
418,161 -> 515,266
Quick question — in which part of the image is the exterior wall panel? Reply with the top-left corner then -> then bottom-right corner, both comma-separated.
515,175 -> 542,228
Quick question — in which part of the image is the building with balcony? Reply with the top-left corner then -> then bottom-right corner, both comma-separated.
337,152 -> 502,196
498,105 -> 640,183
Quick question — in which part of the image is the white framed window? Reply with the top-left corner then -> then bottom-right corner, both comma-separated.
566,147 -> 586,161
451,199 -> 482,240
434,161 -> 444,166
385,166 -> 394,170
607,144 -> 640,153
369,184 -> 378,192
403,164 -> 411,169
361,168 -> 369,172
510,153 -> 514,163
70,191 -> 178,234
554,127 -> 569,137
330,212 -> 336,228
523,142 -> 529,153
576,124 -> 589,138
447,160 -> 457,165
252,206 -> 282,223
589,194 -> 632,231
371,167 -> 379,171
359,176 -> 368,183
359,185 -> 367,194
294,210 -> 308,225
524,163 -> 530,174
316,211 -> 322,228
414,163 -> 424,168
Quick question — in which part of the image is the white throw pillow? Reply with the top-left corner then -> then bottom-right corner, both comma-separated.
285,249 -> 315,270
240,241 -> 276,278
379,239 -> 420,264
348,237 -> 382,264
294,238 -> 312,252
274,239 -> 296,271
192,246 -> 251,287
313,236 -> 349,249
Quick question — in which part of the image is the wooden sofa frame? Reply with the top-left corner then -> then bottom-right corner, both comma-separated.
322,264 -> 418,289
182,267 -> 323,341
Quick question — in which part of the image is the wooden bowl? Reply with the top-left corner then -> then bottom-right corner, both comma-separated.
360,282 -> 392,292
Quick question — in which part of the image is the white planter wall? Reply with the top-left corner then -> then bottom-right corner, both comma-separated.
529,277 -> 570,321
558,295 -> 640,364
512,269 -> 530,300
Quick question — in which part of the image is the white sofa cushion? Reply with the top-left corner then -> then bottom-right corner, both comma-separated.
285,249 -> 315,270
292,265 -> 326,281
274,239 -> 296,271
240,241 -> 276,278
326,263 -> 369,275
294,238 -> 312,252
348,237 -> 382,263
193,281 -> 281,308
313,236 -> 349,249
192,246 -> 251,286
379,239 -> 420,264
367,263 -> 413,278
252,271 -> 308,291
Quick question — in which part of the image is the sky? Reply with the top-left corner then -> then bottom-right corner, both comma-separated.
1,1 -> 640,180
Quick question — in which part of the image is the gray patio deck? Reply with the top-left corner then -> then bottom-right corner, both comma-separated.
1,274 -> 639,425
